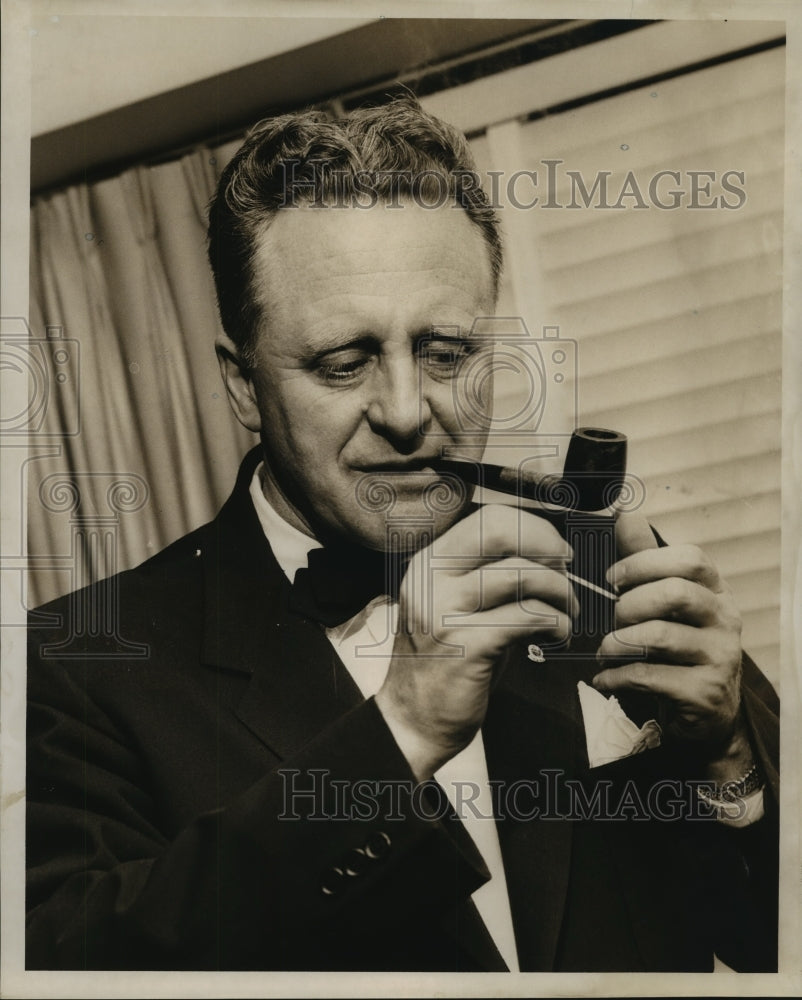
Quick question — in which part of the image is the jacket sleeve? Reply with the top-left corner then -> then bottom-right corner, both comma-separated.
643,525 -> 780,969
26,650 -> 490,970
690,651 -> 780,972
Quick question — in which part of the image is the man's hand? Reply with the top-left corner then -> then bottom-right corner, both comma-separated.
375,504 -> 577,780
593,514 -> 751,778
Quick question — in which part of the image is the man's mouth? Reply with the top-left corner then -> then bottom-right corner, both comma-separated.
354,460 -> 440,474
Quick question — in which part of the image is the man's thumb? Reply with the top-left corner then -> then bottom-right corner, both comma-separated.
615,512 -> 659,558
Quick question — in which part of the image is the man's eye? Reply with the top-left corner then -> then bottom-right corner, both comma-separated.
316,355 -> 369,385
420,340 -> 476,377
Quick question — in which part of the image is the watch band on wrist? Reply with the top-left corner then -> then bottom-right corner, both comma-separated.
697,761 -> 763,802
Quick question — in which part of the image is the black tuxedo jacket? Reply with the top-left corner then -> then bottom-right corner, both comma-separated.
26,449 -> 779,971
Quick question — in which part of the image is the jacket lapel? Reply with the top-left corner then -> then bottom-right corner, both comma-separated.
481,514 -> 619,972
198,447 -> 363,760
483,648 -> 585,971
196,450 -> 504,971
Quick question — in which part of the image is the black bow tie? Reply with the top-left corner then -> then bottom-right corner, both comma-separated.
289,544 -> 410,627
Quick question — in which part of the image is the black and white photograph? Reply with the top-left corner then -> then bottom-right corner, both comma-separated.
1,1 -> 799,996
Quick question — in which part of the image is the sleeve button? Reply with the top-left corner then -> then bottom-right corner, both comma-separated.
320,866 -> 346,897
343,848 -> 369,877
364,831 -> 391,860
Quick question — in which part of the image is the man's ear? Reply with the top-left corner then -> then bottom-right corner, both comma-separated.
215,334 -> 262,433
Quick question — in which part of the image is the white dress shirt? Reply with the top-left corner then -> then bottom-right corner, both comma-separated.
249,466 -> 520,971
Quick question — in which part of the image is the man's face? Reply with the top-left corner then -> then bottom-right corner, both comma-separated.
243,200 -> 496,551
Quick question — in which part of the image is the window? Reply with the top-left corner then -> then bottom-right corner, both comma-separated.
424,24 -> 784,684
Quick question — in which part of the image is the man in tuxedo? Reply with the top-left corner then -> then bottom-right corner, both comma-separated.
27,96 -> 778,972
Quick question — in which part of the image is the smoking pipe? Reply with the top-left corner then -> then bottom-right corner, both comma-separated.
438,427 -> 628,513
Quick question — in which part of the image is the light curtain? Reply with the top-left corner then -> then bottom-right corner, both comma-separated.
28,138 -> 254,608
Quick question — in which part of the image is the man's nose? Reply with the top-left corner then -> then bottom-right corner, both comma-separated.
365,358 -> 432,446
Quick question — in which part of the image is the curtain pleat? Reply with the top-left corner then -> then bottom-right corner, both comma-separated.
29,146 -> 256,608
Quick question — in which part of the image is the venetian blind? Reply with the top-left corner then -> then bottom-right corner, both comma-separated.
447,41 -> 784,686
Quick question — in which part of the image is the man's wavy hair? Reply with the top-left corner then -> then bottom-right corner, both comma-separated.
207,94 -> 503,368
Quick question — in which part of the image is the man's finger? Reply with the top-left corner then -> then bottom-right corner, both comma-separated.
597,619 -> 711,665
592,660 -> 706,702
605,544 -> 724,594
441,599 -> 573,646
614,577 -> 719,628
456,558 -> 579,618
591,661 -> 741,746
432,503 -> 573,566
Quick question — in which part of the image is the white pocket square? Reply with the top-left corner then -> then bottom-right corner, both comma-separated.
577,680 -> 662,768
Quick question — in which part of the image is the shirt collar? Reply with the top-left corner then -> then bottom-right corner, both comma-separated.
248,462 -> 322,583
